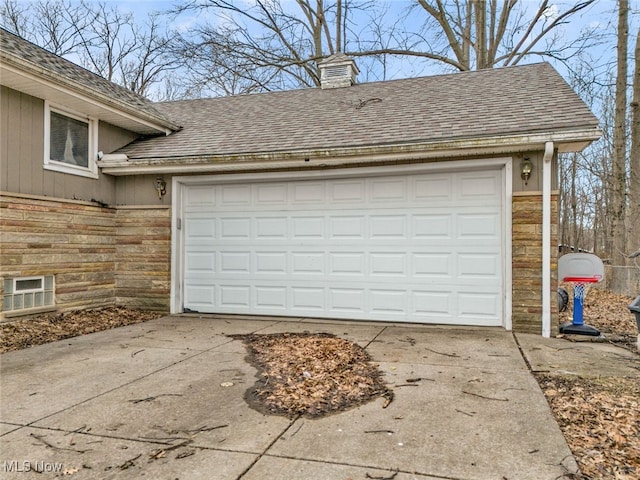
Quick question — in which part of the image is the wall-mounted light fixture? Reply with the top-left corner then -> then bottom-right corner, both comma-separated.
154,178 -> 167,200
521,158 -> 533,185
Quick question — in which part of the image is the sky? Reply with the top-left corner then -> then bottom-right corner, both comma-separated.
6,0 -> 634,98
101,0 -> 640,85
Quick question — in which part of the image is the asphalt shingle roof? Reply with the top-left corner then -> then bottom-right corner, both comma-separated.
119,62 -> 599,160
0,28 -> 177,130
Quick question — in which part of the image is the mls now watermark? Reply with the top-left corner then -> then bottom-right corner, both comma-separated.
2,460 -> 64,473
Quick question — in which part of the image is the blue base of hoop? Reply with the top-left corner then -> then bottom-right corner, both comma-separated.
559,322 -> 601,336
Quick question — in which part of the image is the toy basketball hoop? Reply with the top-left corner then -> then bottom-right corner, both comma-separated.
557,253 -> 604,336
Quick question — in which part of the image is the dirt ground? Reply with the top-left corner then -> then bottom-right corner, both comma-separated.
1,290 -> 638,479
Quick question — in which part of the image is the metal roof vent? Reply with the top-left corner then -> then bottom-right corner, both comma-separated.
318,54 -> 359,89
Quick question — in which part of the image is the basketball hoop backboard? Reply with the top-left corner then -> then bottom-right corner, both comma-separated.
558,253 -> 605,283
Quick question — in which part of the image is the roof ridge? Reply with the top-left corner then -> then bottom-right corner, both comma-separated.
155,62 -> 554,106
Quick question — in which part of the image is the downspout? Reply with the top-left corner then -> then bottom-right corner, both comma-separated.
542,141 -> 554,337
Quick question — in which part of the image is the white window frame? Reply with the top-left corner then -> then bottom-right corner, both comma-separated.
14,276 -> 45,294
44,101 -> 99,179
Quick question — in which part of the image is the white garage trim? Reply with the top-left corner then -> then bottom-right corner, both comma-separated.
171,158 -> 513,328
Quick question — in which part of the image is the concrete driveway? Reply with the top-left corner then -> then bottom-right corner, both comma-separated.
1,315 -> 578,479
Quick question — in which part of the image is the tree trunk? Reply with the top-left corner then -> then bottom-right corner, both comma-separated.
474,0 -> 487,68
612,0 -> 629,265
629,27 -> 640,256
336,0 -> 342,53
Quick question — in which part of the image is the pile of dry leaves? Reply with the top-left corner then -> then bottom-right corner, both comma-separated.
551,285 -> 639,479
537,375 -> 639,479
231,332 -> 391,418
0,306 -> 163,353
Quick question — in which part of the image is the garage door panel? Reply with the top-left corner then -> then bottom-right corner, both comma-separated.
220,217 -> 251,239
292,182 -> 325,203
370,215 -> 407,238
219,285 -> 251,307
331,180 -> 366,202
292,216 -> 325,238
220,252 -> 251,273
413,176 -> 453,202
413,214 -> 452,238
458,291 -> 501,322
255,252 -> 287,274
184,218 -> 216,242
458,172 -> 502,199
412,290 -> 453,317
412,253 -> 452,277
457,213 -> 501,238
370,178 -> 408,202
220,185 -> 251,206
329,216 -> 366,239
255,286 -> 287,309
185,285 -> 215,306
292,252 -> 325,274
185,252 -> 216,274
256,184 -> 287,204
370,290 -> 407,314
182,169 -> 504,326
370,253 -> 407,276
329,288 -> 366,313
256,217 -> 287,238
329,252 -> 365,276
292,287 -> 325,310
458,253 -> 501,278
185,185 -> 216,206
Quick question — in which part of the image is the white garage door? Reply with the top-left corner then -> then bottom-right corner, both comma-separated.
181,169 -> 504,326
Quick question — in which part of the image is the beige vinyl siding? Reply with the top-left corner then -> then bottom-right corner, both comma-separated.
1,86 -> 44,195
115,174 -> 172,206
99,121 -> 139,155
511,152 -> 558,193
0,86 -> 139,206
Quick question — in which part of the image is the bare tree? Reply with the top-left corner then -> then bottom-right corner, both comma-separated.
174,0 -> 602,95
73,2 -> 180,96
173,0 -> 378,94
1,0 -> 179,98
412,0 -> 599,70
1,0 -> 90,55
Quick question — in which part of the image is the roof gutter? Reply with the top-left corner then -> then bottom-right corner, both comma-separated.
99,129 -> 600,175
542,141 -> 555,338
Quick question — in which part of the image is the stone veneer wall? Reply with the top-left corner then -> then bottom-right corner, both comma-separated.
0,194 -> 171,318
0,194 -> 116,315
115,207 -> 171,311
3,191 -> 561,326
512,193 -> 559,333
